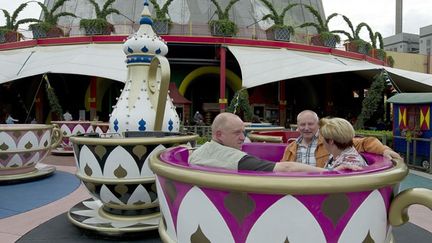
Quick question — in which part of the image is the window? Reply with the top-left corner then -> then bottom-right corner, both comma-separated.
427,39 -> 431,46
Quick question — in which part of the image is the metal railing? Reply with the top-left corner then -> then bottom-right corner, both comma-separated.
393,135 -> 432,174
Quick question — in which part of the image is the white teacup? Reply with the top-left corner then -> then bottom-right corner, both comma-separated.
0,124 -> 61,175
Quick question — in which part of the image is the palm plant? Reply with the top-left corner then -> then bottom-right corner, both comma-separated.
299,5 -> 340,48
332,15 -> 373,55
209,0 -> 241,37
29,0 -> 76,38
149,0 -> 174,34
371,32 -> 387,61
258,0 -> 298,41
0,3 -> 40,43
79,0 -> 121,35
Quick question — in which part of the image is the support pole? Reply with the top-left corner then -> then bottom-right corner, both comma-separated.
219,46 -> 227,112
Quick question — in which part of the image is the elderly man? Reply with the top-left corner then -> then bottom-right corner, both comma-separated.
281,110 -> 401,167
189,112 -> 360,172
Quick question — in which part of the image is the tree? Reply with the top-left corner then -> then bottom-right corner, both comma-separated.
29,0 -> 76,38
298,5 -> 340,47
355,71 -> 387,129
149,0 -> 174,22
79,0 -> 121,35
332,15 -> 373,55
149,0 -> 174,34
227,89 -> 253,121
0,3 -> 39,42
209,0 -> 241,36
259,0 -> 298,33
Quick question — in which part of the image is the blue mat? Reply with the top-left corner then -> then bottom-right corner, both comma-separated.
0,171 -> 81,219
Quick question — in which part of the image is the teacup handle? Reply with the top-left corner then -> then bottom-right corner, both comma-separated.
50,124 -> 63,149
389,188 -> 432,226
148,55 -> 170,131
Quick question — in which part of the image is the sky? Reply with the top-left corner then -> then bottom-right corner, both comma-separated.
1,0 -> 432,41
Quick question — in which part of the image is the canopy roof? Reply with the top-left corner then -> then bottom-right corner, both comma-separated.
2,44 -> 432,94
387,93 -> 432,104
0,44 -> 126,84
227,45 -> 432,92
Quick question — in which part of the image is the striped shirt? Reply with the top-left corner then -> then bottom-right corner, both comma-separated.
295,133 -> 319,166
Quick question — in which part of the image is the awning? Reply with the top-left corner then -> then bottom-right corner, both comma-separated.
387,93 -> 432,104
0,44 -> 126,84
227,45 -> 432,92
169,83 -> 191,104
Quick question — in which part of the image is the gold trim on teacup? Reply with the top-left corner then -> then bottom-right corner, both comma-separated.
0,124 -> 55,131
389,188 -> 432,226
76,172 -> 155,184
159,216 -> 176,243
98,207 -> 160,222
104,201 -> 159,210
67,210 -> 159,234
247,133 -> 283,143
70,134 -> 199,146
150,151 -> 408,195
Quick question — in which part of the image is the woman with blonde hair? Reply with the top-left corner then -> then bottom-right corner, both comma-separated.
319,117 -> 367,170
279,117 -> 367,172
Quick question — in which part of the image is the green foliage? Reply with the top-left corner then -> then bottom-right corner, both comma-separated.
227,89 -> 253,121
149,0 -> 173,21
299,5 -> 340,44
259,0 -> 298,33
0,3 -> 40,31
80,18 -> 114,32
80,0 -> 120,33
209,19 -> 238,36
29,0 -> 76,31
387,55 -> 395,67
209,0 -> 240,36
196,135 -> 211,145
44,76 -> 63,120
356,129 -> 393,146
355,71 -> 387,129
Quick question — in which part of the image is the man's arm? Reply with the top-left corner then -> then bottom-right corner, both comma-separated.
353,137 -> 401,160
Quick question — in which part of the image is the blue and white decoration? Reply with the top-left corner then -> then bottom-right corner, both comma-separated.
109,0 -> 180,133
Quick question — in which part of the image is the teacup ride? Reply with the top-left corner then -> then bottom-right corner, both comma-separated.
0,124 -> 61,183
51,120 -> 94,155
247,130 -> 300,143
150,142 -> 432,243
67,2 -> 199,236
91,121 -> 110,135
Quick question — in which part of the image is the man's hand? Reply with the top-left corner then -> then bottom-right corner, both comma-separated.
383,149 -> 402,160
334,164 -> 363,171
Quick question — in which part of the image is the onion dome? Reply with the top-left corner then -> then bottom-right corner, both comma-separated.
122,0 -> 168,64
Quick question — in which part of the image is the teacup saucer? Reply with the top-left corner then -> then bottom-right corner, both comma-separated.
68,199 -> 160,236
0,163 -> 56,184
51,148 -> 74,156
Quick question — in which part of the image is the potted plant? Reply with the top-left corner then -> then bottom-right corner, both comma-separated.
29,0 -> 76,39
299,5 -> 340,48
79,0 -> 120,35
369,31 -> 387,61
209,0 -> 241,37
333,15 -> 372,55
387,55 -> 395,67
258,0 -> 298,42
149,0 -> 173,35
0,3 -> 39,43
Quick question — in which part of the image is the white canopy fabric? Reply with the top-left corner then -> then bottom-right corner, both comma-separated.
2,43 -> 432,93
0,44 -> 126,84
227,45 -> 432,92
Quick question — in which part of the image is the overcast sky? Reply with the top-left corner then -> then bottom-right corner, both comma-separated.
1,0 -> 432,40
